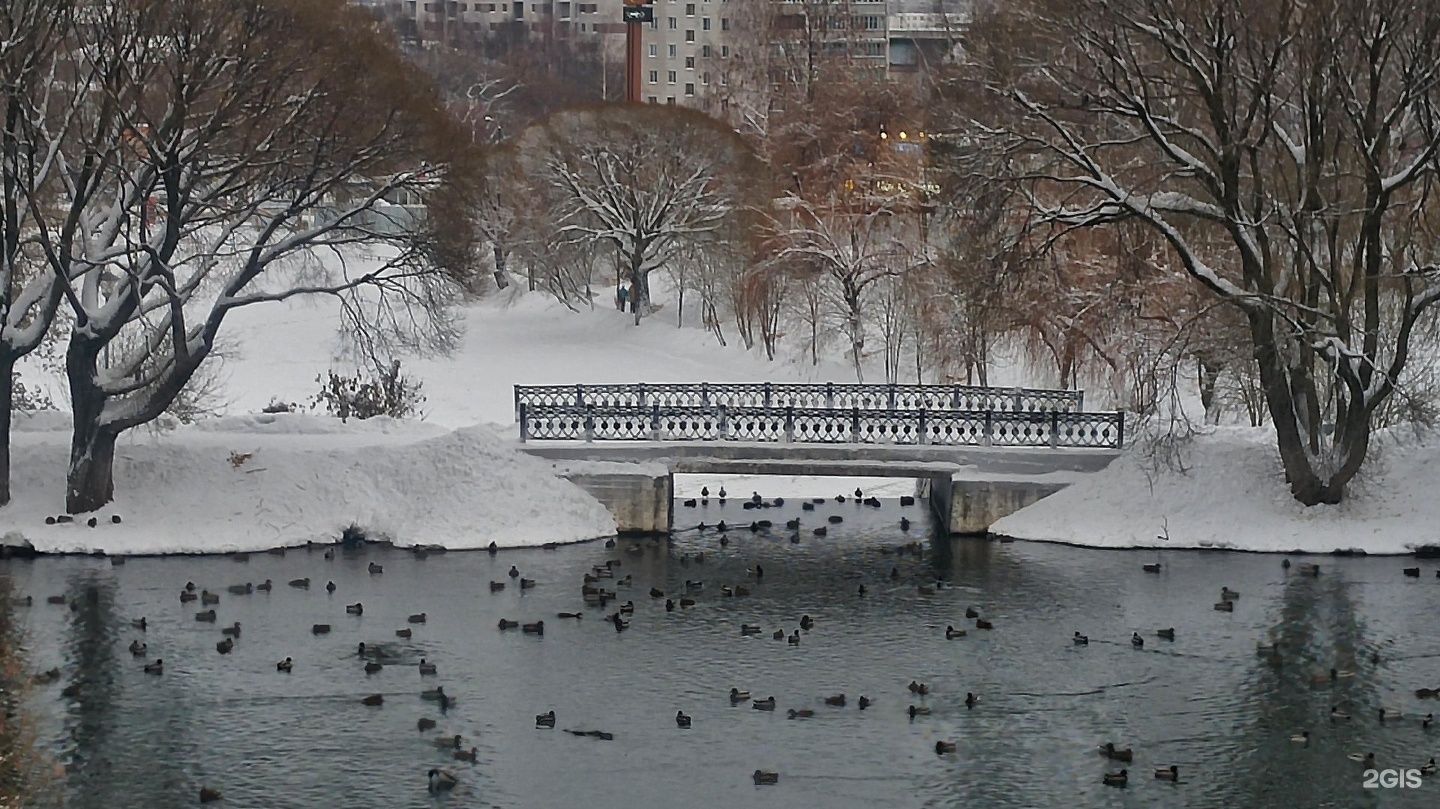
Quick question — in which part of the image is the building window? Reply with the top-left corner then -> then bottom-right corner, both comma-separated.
577,2 -> 595,10
649,70 -> 658,83
649,96 -> 658,104
862,15 -> 882,29
685,83 -> 695,96
558,1 -> 569,16
685,56 -> 695,69
702,71 -> 710,84
702,44 -> 711,57
721,45 -> 729,57
667,97 -> 676,105
667,70 -> 677,83
685,2 -> 694,14
702,17 -> 710,30
649,44 -> 657,57
720,17 -> 728,31
685,29 -> 694,41
668,16 -> 676,28
668,44 -> 676,57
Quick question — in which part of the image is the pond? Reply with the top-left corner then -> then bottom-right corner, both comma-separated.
4,493 -> 1438,808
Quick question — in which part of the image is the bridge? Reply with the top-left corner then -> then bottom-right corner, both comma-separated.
513,383 -> 1125,535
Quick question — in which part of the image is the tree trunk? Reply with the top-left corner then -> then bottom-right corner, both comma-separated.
0,355 -> 12,507
66,418 -> 118,514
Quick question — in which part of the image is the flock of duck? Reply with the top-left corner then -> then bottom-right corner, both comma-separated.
16,485 -> 1440,801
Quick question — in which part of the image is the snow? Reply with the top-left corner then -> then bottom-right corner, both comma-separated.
991,426 -> 1440,556
2,414 -> 615,555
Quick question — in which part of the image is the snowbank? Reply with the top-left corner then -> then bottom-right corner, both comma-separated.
990,427 -> 1440,555
0,415 -> 616,555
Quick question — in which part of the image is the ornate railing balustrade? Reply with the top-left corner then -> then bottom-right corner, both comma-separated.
514,382 -> 1084,420
517,403 -> 1124,449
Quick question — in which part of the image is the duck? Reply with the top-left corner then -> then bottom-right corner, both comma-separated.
676,711 -> 692,728
1348,752 -> 1376,769
908,681 -> 929,695
1403,566 -> 1420,577
199,786 -> 223,803
824,694 -> 846,707
1330,705 -> 1352,721
522,621 -> 544,635
858,696 -> 871,710
364,661 -> 383,674
908,705 -> 930,718
975,618 -> 994,630
752,697 -> 777,711
772,629 -> 784,640
408,613 -> 427,624
535,711 -> 556,727
498,619 -> 519,630
788,631 -> 800,645
421,686 -> 447,701
487,542 -> 498,555
201,590 -> 220,605
935,740 -> 957,754
965,692 -> 978,708
454,747 -> 478,763
1290,731 -> 1310,745
368,562 -> 383,575
1072,632 -> 1089,645
946,625 -> 967,639
346,603 -> 363,615
740,624 -> 762,636
729,688 -> 751,702
433,734 -> 463,750
748,564 -> 764,579
650,587 -> 665,598
129,639 -> 147,656
1421,758 -> 1437,775
256,579 -> 273,592
1416,687 -> 1440,698
753,770 -> 779,785
1102,769 -> 1128,787
1257,642 -> 1278,655
288,578 -> 310,589
428,768 -> 458,793
221,622 -> 241,637
276,657 -> 293,672
418,659 -> 438,675
179,591 -> 198,603
1099,743 -> 1134,762
1332,667 -> 1355,679
1131,633 -> 1144,648
358,643 -> 392,658
1142,563 -> 1161,573
508,565 -> 520,578
227,583 -> 253,595
312,624 -> 331,635
143,659 -> 163,674
1155,765 -> 1179,781
131,617 -> 147,631
491,580 -> 507,591
900,517 -> 911,531
325,581 -> 336,593
396,628 -> 413,638
195,609 -> 217,623
1380,707 -> 1403,722
965,607 -> 979,619
679,597 -> 696,607
787,708 -> 815,719
1220,587 -> 1239,600
520,578 -> 537,589
1156,628 -> 1175,641
44,595 -> 66,605
917,585 -> 935,596
1213,600 -> 1234,612
360,694 -> 383,706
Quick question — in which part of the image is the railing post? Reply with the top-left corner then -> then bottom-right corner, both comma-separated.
850,407 -> 861,443
887,383 -> 896,411
583,405 -> 595,442
700,382 -> 710,408
983,411 -> 993,447
518,403 -> 529,441
718,405 -> 729,441
574,384 -> 585,408
1012,387 -> 1024,412
1075,390 -> 1085,412
1049,411 -> 1060,448
825,382 -> 835,409
650,403 -> 661,441
514,387 -> 522,421
784,406 -> 795,443
763,382 -> 773,411
951,385 -> 961,410
1115,410 -> 1125,448
918,408 -> 928,445
637,382 -> 648,409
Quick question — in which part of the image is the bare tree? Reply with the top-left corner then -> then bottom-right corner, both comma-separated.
520,104 -> 763,324
17,0 -> 472,512
962,0 -> 1440,504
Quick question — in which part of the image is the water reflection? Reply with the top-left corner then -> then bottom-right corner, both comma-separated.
2,498 -> 1437,808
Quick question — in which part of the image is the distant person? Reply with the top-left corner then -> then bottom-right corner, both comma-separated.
617,286 -> 629,311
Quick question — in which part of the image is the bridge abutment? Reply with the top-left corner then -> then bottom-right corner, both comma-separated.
556,467 -> 673,535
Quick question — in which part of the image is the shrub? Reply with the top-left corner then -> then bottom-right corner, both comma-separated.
260,398 -> 299,414
310,359 -> 425,422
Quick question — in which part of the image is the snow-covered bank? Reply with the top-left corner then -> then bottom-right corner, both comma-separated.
0,414 -> 615,555
991,427 -> 1440,556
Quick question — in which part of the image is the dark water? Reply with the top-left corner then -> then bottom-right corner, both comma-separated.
4,496 -> 1440,809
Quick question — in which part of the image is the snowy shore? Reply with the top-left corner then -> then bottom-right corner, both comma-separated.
0,413 -> 616,556
991,427 -> 1440,556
